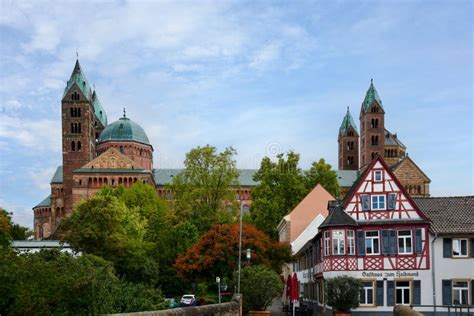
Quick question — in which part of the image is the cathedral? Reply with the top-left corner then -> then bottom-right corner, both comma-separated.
33,61 -> 430,239
337,79 -> 430,197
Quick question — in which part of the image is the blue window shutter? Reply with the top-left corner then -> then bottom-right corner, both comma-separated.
442,280 -> 452,305
361,195 -> 370,211
389,230 -> 397,255
387,281 -> 395,306
376,281 -> 384,306
381,230 -> 390,255
471,280 -> 474,306
388,193 -> 396,210
357,230 -> 365,256
443,238 -> 452,258
413,280 -> 421,305
471,239 -> 474,258
414,229 -> 422,254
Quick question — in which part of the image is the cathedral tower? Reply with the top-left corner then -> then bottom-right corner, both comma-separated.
338,107 -> 359,170
359,79 -> 385,168
61,60 -> 101,214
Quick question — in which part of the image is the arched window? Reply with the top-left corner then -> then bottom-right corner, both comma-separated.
71,123 -> 74,133
120,146 -> 124,153
78,123 -> 81,134
77,141 -> 81,151
71,141 -> 75,151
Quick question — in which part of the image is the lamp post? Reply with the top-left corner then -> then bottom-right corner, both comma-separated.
216,277 -> 221,304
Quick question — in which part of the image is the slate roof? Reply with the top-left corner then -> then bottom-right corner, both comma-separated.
92,91 -> 107,127
152,168 -> 259,187
414,196 -> 474,234
385,129 -> 406,148
50,166 -> 63,184
98,116 -> 151,146
33,195 -> 51,208
63,60 -> 92,101
361,79 -> 384,112
320,204 -> 357,228
336,170 -> 359,188
339,107 -> 358,135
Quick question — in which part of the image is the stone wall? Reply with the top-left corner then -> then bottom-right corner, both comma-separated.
106,302 -> 240,316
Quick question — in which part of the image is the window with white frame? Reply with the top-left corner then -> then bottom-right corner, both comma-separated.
324,231 -> 331,256
374,170 -> 383,182
452,281 -> 469,305
332,230 -> 345,255
398,230 -> 413,254
360,281 -> 375,305
365,231 -> 380,255
347,230 -> 355,255
371,195 -> 386,210
396,281 -> 411,305
452,239 -> 469,257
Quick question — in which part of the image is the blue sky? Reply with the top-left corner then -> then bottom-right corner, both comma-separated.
0,0 -> 472,228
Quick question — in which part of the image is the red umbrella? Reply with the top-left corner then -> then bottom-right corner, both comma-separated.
286,275 -> 292,300
291,272 -> 299,304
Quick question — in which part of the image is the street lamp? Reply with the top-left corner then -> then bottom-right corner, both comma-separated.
246,248 -> 251,260
216,277 -> 221,304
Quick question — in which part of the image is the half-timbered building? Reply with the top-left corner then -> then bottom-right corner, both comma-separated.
295,155 -> 432,315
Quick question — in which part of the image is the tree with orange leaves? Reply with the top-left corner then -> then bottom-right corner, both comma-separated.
175,223 -> 292,281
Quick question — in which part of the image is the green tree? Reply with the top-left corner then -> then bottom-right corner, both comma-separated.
250,152 -> 307,239
326,276 -> 363,312
237,265 -> 283,312
0,248 -> 166,315
167,145 -> 239,234
61,193 -> 157,284
0,208 -> 31,248
305,158 -> 341,198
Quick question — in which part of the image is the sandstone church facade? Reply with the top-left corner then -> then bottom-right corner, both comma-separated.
337,80 -> 430,198
33,61 -> 429,239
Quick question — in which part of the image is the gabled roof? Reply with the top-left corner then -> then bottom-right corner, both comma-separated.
339,107 -> 359,136
385,129 -> 406,148
50,166 -> 63,184
391,155 -> 431,182
33,195 -> 51,209
320,204 -> 357,228
342,155 -> 429,221
92,91 -> 107,127
63,60 -> 92,101
413,196 -> 474,234
361,79 -> 384,113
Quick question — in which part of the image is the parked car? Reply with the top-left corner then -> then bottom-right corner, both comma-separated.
164,298 -> 179,309
180,294 -> 200,307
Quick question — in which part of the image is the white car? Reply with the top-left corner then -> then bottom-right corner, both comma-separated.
180,294 -> 198,307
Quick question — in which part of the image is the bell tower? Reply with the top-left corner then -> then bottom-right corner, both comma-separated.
359,79 -> 385,168
61,60 -> 97,214
338,107 -> 359,170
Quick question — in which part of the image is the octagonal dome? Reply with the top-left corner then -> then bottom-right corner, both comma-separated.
98,116 -> 150,146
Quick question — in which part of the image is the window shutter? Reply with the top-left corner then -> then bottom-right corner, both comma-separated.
389,230 -> 397,255
357,230 -> 365,256
361,194 -> 370,211
387,281 -> 395,306
381,230 -> 390,255
414,229 -> 423,254
471,239 -> 474,258
472,280 -> 474,307
442,280 -> 452,305
376,281 -> 384,306
413,280 -> 421,305
388,193 -> 397,210
443,238 -> 452,258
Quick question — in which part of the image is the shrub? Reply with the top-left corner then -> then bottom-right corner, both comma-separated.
237,265 -> 283,311
326,276 -> 363,312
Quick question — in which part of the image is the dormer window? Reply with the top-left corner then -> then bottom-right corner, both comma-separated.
374,170 -> 383,182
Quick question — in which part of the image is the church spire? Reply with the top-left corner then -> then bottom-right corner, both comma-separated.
63,59 -> 92,101
361,78 -> 383,113
339,106 -> 358,136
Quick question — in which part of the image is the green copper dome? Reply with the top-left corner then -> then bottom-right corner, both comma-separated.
98,115 -> 150,145
339,107 -> 358,135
